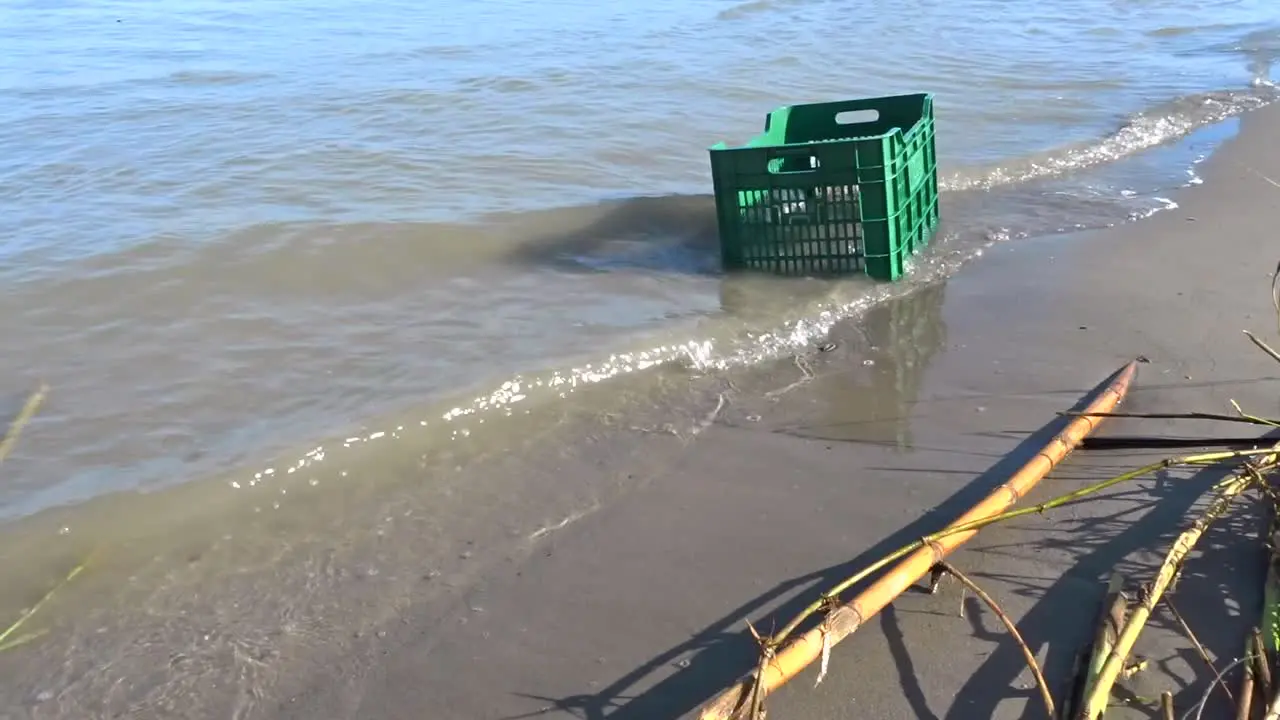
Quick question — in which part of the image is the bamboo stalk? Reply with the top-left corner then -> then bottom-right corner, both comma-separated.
0,383 -> 47,467
1080,467 -> 1267,719
937,562 -> 1054,718
1265,688 -> 1280,720
698,445 -> 1272,720
762,444 -> 1275,656
1070,573 -> 1127,719
1240,636 -> 1257,720
1263,493 -> 1280,655
1256,628 -> 1274,702
697,360 -> 1139,720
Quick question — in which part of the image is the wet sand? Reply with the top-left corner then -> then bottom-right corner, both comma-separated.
5,109 -> 1279,720
263,102 -> 1280,720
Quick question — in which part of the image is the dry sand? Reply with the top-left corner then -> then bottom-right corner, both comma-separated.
277,104 -> 1280,720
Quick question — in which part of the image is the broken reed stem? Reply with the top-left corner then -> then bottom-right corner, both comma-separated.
1257,628 -> 1275,702
1241,636 -> 1258,720
1069,573 -> 1126,720
1164,596 -> 1234,706
938,562 -> 1054,718
1245,330 -> 1280,366
769,446 -> 1278,649
1081,463 -> 1271,720
1263,496 -> 1280,654
1265,688 -> 1280,720
697,361 -> 1140,720
0,383 -> 47,467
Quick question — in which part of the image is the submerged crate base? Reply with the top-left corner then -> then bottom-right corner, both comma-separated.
729,182 -> 939,278
710,92 -> 940,281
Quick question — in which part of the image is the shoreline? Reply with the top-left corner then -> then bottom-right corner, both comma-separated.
3,102 -> 1280,718
276,100 -> 1280,720
2,84 -> 1269,525
0,114 -> 1239,528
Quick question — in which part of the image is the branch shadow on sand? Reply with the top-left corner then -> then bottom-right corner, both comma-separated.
940,433 -> 1269,720
516,366 -> 1205,720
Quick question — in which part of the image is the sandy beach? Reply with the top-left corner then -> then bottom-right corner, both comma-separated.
253,103 -> 1280,720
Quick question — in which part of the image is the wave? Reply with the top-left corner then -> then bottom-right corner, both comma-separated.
1,83 -> 1268,523
941,86 -> 1278,192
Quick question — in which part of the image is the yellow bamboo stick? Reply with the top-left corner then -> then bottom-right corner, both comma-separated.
698,361 -> 1138,720
1080,466 -> 1268,719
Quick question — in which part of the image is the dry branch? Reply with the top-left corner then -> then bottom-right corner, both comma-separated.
1256,628 -> 1274,703
1066,573 -> 1126,720
1080,462 -> 1273,719
1240,636 -> 1258,720
696,361 -> 1139,720
1164,596 -> 1234,706
937,561 -> 1054,718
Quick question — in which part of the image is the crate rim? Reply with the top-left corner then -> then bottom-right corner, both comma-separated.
707,91 -> 935,153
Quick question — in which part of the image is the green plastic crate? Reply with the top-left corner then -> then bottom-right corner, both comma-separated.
708,92 -> 939,281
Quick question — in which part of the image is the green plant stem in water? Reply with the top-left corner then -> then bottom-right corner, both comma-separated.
0,556 -> 90,653
0,383 -> 47,467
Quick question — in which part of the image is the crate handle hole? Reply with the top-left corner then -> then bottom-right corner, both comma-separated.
836,109 -> 879,125
768,154 -> 820,174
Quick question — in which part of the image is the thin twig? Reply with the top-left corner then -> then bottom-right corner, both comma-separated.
1189,655 -> 1259,720
1229,399 -> 1280,428
691,393 -> 727,437
765,355 -> 815,399
1083,435 -> 1268,451
1271,258 -> 1280,336
1163,596 -> 1235,706
1085,464 -> 1271,719
743,620 -> 769,720
0,383 -> 48,467
1063,410 -> 1280,427
938,562 -> 1054,718
1245,330 -> 1280,365
770,447 -> 1278,649
1252,170 -> 1280,190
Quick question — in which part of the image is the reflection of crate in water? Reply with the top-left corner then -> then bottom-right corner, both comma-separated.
710,93 -> 939,281
867,282 -> 948,450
